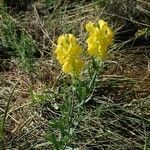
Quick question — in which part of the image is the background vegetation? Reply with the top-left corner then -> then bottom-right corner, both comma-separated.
0,0 -> 150,149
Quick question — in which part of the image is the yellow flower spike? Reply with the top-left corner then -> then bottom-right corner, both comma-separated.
55,34 -> 84,75
86,19 -> 114,59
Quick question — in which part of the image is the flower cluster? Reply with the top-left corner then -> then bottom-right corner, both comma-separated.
55,34 -> 84,75
55,20 -> 114,75
86,20 -> 113,59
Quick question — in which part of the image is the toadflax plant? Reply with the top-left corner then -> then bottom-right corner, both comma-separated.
46,19 -> 114,150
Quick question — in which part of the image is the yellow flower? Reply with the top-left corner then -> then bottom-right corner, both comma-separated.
55,34 -> 84,75
62,58 -> 84,75
86,20 -> 113,59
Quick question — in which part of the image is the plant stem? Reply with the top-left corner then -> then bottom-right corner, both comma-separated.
89,70 -> 97,90
1,79 -> 19,148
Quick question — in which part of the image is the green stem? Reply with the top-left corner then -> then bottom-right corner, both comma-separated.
89,70 -> 97,90
1,79 -> 19,148
89,58 -> 99,90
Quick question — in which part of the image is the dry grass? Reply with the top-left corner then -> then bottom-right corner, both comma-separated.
0,0 -> 150,149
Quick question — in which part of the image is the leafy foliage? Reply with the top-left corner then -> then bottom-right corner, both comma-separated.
0,6 -> 38,72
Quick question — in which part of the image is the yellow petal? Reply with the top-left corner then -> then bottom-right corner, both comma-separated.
68,34 -> 76,43
85,21 -> 95,32
98,20 -> 107,30
62,62 -> 72,74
